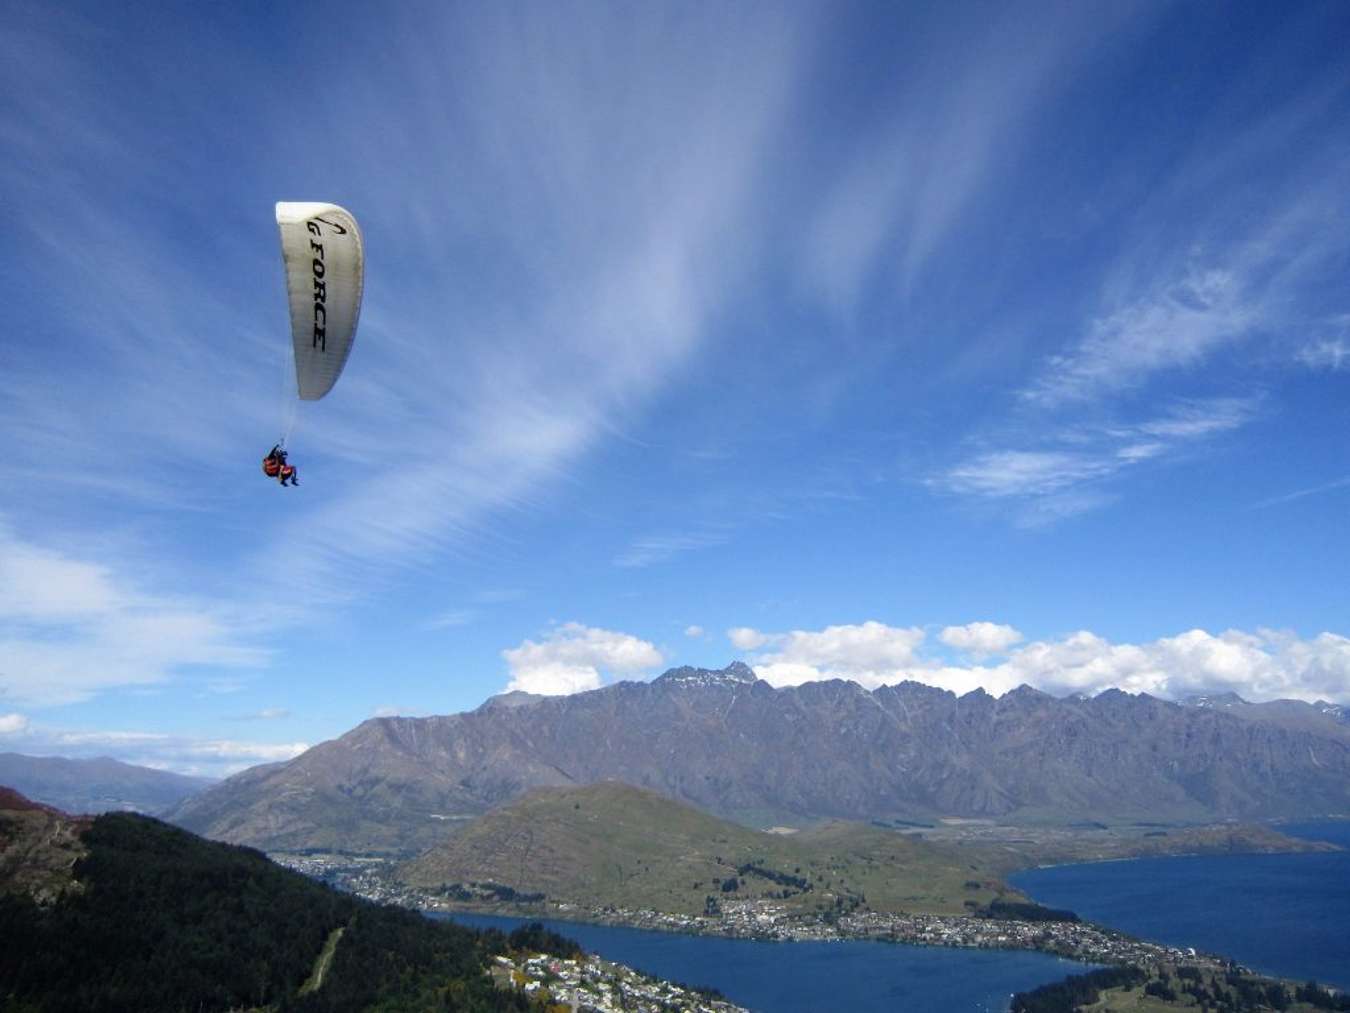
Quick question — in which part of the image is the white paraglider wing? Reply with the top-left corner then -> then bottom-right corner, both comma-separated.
276,202 -> 364,401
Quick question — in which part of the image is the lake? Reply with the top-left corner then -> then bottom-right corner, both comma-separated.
437,820 -> 1349,1010
437,912 -> 1093,1012
1011,820 -> 1350,990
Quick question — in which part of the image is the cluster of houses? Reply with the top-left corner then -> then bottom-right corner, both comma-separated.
469,897 -> 1229,977
271,851 -> 1228,978
488,952 -> 745,1012
835,910 -> 1221,970
272,852 -> 416,905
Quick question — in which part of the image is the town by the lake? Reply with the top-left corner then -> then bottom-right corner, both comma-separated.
275,852 -> 1234,974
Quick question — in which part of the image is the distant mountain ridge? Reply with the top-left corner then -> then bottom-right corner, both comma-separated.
168,664 -> 1350,855
0,753 -> 215,815
1179,693 -> 1350,733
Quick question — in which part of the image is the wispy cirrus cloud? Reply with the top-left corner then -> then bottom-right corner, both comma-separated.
1129,398 -> 1260,439
244,6 -> 818,604
927,56 -> 1350,525
801,3 -> 1149,311
1022,267 -> 1256,408
425,609 -> 478,630
232,707 -> 290,722
0,523 -> 264,708
935,398 -> 1259,524
942,450 -> 1115,500
614,531 -> 729,569
426,590 -> 524,632
1298,335 -> 1349,372
1,3 -> 815,612
1250,475 -> 1350,511
933,278 -> 1271,524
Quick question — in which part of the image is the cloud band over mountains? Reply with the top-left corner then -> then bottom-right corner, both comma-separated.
730,620 -> 1350,704
496,618 -> 1350,707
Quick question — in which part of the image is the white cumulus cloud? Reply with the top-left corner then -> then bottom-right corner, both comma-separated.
747,621 -> 927,690
503,622 -> 663,696
0,713 -> 30,735
963,627 -> 1350,703
731,619 -> 1350,704
684,625 -> 705,638
727,627 -> 770,650
940,622 -> 1024,658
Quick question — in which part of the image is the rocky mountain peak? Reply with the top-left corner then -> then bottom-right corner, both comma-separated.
999,684 -> 1052,707
654,661 -> 759,687
477,690 -> 547,712
1182,691 -> 1249,709
1315,700 -> 1348,723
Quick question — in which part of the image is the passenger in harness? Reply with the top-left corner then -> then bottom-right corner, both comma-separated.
262,445 -> 299,487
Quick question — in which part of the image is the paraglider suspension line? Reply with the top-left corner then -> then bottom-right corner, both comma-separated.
277,330 -> 300,449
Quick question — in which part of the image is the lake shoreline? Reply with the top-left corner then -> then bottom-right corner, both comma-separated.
1011,820 -> 1350,992
419,896 -> 1234,976
438,910 -> 1102,1013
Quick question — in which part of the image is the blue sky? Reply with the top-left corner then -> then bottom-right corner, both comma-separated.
2,0 -> 1348,775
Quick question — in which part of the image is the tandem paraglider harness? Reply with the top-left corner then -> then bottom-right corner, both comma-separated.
262,445 -> 298,486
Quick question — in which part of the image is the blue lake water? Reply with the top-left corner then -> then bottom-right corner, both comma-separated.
435,821 -> 1349,1009
1011,820 -> 1350,990
437,912 -> 1093,1012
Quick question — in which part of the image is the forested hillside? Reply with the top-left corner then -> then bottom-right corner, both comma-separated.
0,804 -> 566,1011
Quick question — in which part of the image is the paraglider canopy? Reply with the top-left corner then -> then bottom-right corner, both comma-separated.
276,202 -> 364,401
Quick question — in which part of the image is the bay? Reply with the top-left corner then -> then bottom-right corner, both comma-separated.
435,912 -> 1093,1012
1010,819 -> 1350,990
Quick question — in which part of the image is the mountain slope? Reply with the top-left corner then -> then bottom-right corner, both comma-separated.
0,752 -> 214,815
0,787 -> 541,1012
399,782 -> 1006,916
168,664 -> 1350,854
0,786 -> 92,905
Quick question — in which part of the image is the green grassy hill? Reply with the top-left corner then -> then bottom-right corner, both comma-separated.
398,782 -> 1009,916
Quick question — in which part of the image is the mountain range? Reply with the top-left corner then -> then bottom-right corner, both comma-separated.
0,752 -> 215,815
167,663 -> 1350,855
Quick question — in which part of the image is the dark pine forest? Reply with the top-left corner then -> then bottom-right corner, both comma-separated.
0,812 -> 573,1012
